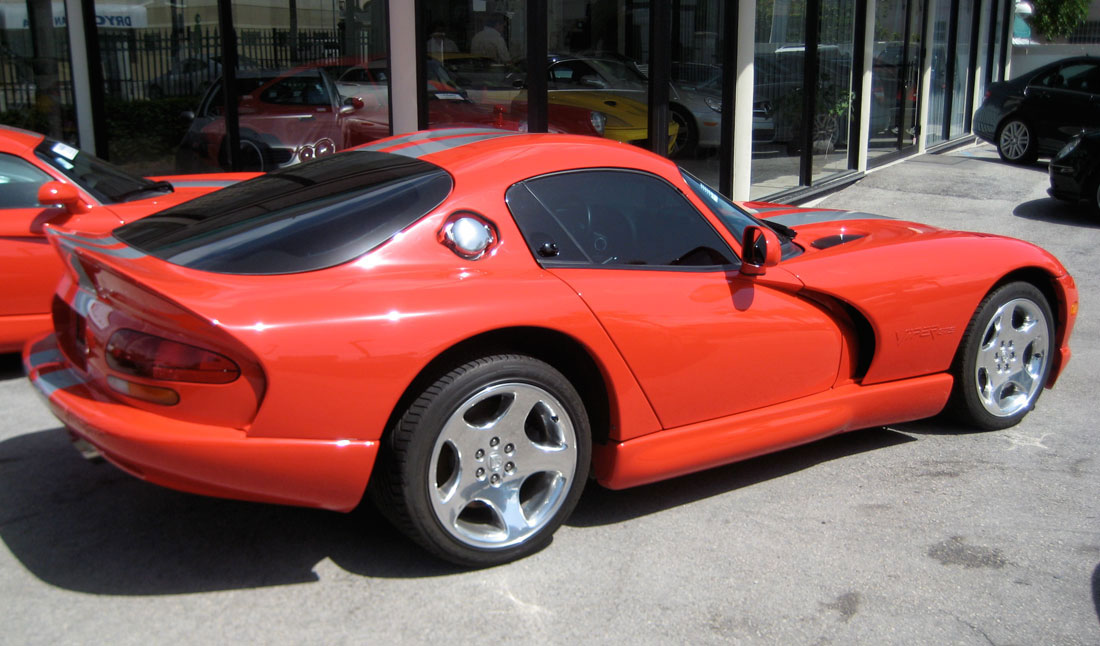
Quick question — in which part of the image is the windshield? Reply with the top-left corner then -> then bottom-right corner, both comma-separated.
34,139 -> 167,204
115,150 -> 453,275
681,170 -> 802,260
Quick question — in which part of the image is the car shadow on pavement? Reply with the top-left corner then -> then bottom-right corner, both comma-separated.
0,353 -> 23,381
0,428 -> 465,594
1,425 -> 920,591
568,427 -> 915,528
1013,198 -> 1100,227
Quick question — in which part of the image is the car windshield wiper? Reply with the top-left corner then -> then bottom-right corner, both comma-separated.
116,180 -> 175,202
759,216 -> 797,240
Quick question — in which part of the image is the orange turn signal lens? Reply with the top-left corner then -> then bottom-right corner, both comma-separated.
107,376 -> 180,406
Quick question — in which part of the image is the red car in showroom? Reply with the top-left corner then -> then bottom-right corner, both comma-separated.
25,129 -> 1077,566
0,125 -> 255,353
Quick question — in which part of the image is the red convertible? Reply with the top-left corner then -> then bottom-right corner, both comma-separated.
24,129 -> 1078,566
0,125 -> 255,353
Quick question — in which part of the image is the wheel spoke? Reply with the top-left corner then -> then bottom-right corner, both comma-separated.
479,482 -> 531,542
514,443 -> 573,479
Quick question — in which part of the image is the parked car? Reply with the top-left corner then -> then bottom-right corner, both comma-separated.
331,57 -> 602,141
25,129 -> 1076,567
175,66 -> 368,173
438,53 -> 678,150
146,56 -> 260,99
974,55 -> 1100,164
1048,128 -> 1100,213
669,63 -> 776,150
0,124 -> 255,353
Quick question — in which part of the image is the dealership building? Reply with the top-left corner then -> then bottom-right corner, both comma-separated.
0,0 -> 1089,202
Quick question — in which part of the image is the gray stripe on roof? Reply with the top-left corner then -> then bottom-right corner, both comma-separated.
768,210 -> 894,226
360,128 -> 518,152
388,132 -> 520,158
169,179 -> 240,188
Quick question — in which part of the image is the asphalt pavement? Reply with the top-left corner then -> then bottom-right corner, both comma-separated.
0,142 -> 1097,645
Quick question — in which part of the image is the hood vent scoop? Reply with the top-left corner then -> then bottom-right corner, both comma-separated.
811,233 -> 865,250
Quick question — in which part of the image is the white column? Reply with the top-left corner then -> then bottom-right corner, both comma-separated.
973,0 -> 990,119
730,0 -> 755,200
388,1 -> 418,135
856,0 -> 876,171
916,0 -> 936,153
64,0 -> 95,152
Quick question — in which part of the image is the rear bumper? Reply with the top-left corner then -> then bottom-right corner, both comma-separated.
23,333 -> 377,512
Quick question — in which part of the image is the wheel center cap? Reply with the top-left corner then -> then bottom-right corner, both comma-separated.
489,453 -> 503,472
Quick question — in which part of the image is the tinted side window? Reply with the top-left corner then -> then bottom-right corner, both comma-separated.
508,170 -> 733,268
0,153 -> 52,208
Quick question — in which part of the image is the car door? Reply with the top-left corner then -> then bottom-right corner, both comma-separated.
506,169 -> 844,430
1025,61 -> 1100,150
0,152 -> 73,317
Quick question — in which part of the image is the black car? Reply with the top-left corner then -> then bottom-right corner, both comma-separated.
974,56 -> 1100,164
1048,128 -> 1100,213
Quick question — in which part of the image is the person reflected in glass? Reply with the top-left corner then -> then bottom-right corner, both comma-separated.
427,24 -> 458,57
471,13 -> 510,63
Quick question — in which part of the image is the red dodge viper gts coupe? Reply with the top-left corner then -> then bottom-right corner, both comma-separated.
0,125 -> 256,352
24,128 -> 1078,566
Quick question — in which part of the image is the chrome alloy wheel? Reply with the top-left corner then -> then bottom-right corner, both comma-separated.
974,297 -> 1050,417
999,121 -> 1030,161
428,382 -> 578,549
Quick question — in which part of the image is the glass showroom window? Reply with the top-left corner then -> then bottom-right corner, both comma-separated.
94,0 -> 387,174
0,0 -> 77,143
868,0 -> 923,163
750,0 -> 807,198
667,0 -> 726,191
810,0 -> 856,183
420,2 -> 532,133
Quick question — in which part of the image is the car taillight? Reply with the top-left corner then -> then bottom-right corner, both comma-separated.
106,329 -> 240,384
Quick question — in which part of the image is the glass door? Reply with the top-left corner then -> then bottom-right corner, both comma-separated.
868,0 -> 923,163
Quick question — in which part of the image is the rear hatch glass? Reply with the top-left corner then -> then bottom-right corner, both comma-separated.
114,150 -> 453,275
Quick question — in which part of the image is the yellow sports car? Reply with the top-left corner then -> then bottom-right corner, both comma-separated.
432,53 -> 677,149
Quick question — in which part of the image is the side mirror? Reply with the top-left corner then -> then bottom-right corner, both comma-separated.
180,110 -> 196,123
340,96 -> 365,114
739,225 -> 781,276
37,181 -> 88,215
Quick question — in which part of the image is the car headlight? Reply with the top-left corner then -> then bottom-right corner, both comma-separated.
704,96 -> 722,113
590,111 -> 606,135
1056,136 -> 1081,159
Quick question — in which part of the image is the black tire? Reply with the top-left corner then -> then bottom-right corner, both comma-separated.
948,282 -> 1054,430
218,136 -> 271,172
369,354 -> 590,567
669,105 -> 698,158
996,118 -> 1039,164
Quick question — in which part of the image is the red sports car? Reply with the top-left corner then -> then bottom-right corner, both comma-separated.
24,129 -> 1078,566
0,125 -> 256,353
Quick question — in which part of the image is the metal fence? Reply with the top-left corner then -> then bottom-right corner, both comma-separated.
2,26 -> 369,109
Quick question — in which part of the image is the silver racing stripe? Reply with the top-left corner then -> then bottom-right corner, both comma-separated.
360,128 -> 518,152
767,210 -> 894,227
388,132 -> 520,158
34,368 -> 87,398
53,232 -> 146,259
168,179 -> 241,188
72,289 -> 96,316
28,348 -> 64,368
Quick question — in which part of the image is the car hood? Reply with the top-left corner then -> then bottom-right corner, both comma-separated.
741,204 -> 1070,386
